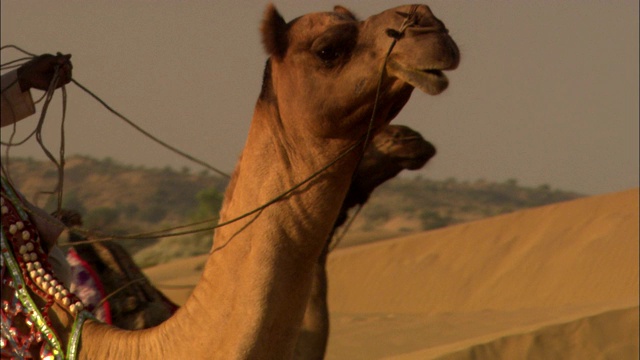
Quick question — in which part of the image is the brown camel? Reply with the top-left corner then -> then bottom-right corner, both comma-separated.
69,239 -> 178,328
54,209 -> 178,330
62,126 -> 433,335
295,124 -> 437,359
1,4 -> 458,359
335,124 -> 437,231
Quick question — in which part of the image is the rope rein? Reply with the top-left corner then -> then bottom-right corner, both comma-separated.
91,277 -> 146,316
329,204 -> 362,252
330,5 -> 418,250
1,9 -> 421,332
0,7 -> 419,245
69,79 -> 231,179
33,64 -> 66,215
1,51 -> 67,216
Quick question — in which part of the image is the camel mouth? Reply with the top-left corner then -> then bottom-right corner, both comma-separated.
422,69 -> 444,78
387,59 -> 450,95
377,133 -> 436,170
402,157 -> 430,170
397,148 -> 436,169
394,143 -> 436,169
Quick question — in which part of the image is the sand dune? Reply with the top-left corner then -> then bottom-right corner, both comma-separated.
393,306 -> 639,360
145,188 -> 639,359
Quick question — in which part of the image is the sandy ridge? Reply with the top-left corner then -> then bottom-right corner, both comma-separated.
144,188 -> 639,359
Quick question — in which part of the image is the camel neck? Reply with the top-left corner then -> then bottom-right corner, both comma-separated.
78,92 -> 362,360
171,100 -> 360,358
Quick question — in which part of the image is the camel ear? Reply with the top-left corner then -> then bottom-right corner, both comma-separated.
261,4 -> 288,58
334,5 -> 358,21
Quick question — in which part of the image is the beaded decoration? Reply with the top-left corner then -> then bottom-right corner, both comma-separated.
1,178 -> 90,359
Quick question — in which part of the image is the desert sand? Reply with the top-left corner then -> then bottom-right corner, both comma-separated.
144,188 -> 639,359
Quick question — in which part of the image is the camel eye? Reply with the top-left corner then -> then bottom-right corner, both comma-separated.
311,24 -> 358,67
316,46 -> 342,65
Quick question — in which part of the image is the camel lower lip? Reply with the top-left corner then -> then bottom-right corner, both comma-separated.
387,60 -> 449,95
419,69 -> 447,86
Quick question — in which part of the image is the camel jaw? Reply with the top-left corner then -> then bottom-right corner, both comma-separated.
387,59 -> 449,95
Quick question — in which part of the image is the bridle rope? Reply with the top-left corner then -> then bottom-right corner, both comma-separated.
0,6 -> 419,245
0,8 -> 420,357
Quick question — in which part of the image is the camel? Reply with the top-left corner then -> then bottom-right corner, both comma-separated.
1,4 -> 458,359
60,126 -> 433,335
68,239 -> 179,329
334,124 -> 436,231
54,209 -> 178,330
295,124 -> 437,359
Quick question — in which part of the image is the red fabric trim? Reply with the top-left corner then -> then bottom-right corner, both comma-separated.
67,248 -> 112,324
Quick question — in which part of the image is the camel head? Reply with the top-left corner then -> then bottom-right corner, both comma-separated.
365,124 -> 436,170
338,124 -> 436,225
260,4 -> 459,139
1,5 -> 460,359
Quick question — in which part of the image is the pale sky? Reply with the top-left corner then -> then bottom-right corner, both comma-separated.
2,1 -> 638,195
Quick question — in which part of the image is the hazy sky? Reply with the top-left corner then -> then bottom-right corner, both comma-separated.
2,1 -> 638,195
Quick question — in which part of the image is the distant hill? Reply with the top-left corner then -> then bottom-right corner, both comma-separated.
2,155 -> 583,266
3,155 -> 228,259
